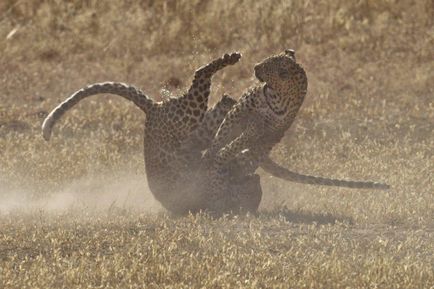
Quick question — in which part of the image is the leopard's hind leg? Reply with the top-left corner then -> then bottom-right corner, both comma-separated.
177,53 -> 241,130
234,173 -> 262,214
204,169 -> 263,216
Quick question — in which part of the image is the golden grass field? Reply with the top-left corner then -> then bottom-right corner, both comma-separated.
0,0 -> 433,288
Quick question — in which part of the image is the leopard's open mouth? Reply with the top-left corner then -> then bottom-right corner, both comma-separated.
263,83 -> 273,95
256,70 -> 272,91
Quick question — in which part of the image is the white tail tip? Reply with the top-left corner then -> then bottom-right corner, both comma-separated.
41,117 -> 52,141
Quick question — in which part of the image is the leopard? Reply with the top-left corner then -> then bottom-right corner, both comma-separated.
201,49 -> 389,214
42,52 -> 255,215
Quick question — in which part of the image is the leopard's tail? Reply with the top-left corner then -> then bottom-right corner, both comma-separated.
42,82 -> 154,141
261,157 -> 389,190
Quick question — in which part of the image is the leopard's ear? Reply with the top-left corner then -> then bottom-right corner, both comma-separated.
285,49 -> 295,55
285,49 -> 296,60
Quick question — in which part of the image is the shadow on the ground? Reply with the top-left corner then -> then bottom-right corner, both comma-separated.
260,207 -> 354,225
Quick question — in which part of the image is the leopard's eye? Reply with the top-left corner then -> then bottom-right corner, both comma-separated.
278,69 -> 290,79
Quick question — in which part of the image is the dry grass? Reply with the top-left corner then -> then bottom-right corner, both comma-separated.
0,0 -> 433,288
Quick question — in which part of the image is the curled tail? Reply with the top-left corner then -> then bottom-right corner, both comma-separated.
42,82 -> 154,141
261,157 -> 390,190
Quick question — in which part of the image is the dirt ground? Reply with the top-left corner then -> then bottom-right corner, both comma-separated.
0,1 -> 433,288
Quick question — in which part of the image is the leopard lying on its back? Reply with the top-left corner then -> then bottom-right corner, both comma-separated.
201,49 -> 389,214
41,53 -> 277,215
42,52 -> 252,215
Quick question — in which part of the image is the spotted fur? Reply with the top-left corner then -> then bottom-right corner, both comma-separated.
42,52 -> 245,215
203,50 -> 389,214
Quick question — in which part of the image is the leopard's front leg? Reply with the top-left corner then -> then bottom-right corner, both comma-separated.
213,114 -> 265,168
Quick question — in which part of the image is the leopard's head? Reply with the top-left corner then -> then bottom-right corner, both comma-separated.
254,49 -> 307,98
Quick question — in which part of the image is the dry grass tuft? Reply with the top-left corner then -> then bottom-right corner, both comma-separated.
0,0 -> 433,288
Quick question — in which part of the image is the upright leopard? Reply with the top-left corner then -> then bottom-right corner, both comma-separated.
202,49 -> 389,213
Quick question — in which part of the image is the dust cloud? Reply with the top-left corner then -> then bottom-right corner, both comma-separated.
0,172 -> 161,215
